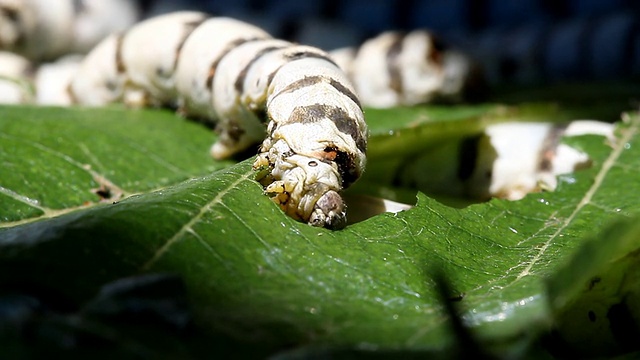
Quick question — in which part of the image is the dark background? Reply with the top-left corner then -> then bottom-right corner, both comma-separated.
136,0 -> 640,86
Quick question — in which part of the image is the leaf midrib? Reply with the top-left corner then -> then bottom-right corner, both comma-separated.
515,116 -> 637,281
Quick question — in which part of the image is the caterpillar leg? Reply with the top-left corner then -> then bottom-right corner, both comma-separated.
210,113 -> 266,160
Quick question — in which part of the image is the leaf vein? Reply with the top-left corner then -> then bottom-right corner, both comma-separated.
0,133 -> 128,196
140,168 -> 255,270
217,201 -> 274,251
515,118 -> 638,280
188,227 -> 237,273
0,185 -> 50,212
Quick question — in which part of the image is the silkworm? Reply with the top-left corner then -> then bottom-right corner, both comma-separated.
0,50 -> 33,103
34,54 -> 82,105
330,29 -> 482,108
0,0 -> 139,60
67,11 -> 368,229
397,120 -> 614,201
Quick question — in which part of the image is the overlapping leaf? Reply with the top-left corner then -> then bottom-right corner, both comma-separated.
0,104 -> 638,357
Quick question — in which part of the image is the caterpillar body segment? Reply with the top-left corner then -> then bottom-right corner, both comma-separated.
71,0 -> 140,54
68,11 -> 210,107
67,12 -> 368,229
0,51 -> 31,78
262,56 -> 367,182
121,11 -> 209,108
68,34 -> 126,106
0,0 -> 139,60
253,55 -> 368,229
0,51 -> 33,103
355,30 -> 443,108
0,51 -> 81,105
174,16 -> 272,120
330,29 -> 480,108
34,54 -> 82,105
208,38 -> 293,159
211,42 -> 345,160
0,0 -> 74,60
437,50 -> 478,101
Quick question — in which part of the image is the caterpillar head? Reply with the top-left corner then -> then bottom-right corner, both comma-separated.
308,189 -> 347,229
254,140 -> 348,230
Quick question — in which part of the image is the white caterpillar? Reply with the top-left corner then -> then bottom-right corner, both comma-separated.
0,0 -> 139,61
0,51 -> 84,105
0,50 -> 32,103
398,120 -> 614,201
2,8 -> 610,223
330,29 -> 482,108
67,11 -> 368,229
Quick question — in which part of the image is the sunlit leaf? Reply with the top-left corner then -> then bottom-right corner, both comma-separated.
1,104 -> 638,358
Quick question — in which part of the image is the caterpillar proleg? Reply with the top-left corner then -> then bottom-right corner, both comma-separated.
67,11 -> 368,229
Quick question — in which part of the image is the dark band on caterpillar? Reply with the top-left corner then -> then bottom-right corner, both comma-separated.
326,146 -> 361,187
328,78 -> 362,110
427,33 -> 446,66
386,32 -> 405,95
65,81 -> 78,104
272,75 -> 362,110
265,66 -> 281,92
234,44 -> 289,93
284,50 -> 340,69
1,5 -> 25,48
172,16 -> 209,74
537,123 -> 568,172
71,0 -> 87,15
287,103 -> 367,155
260,48 -> 336,94
261,49 -> 346,100
205,36 -> 266,90
114,34 -> 126,74
0,5 -> 19,25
